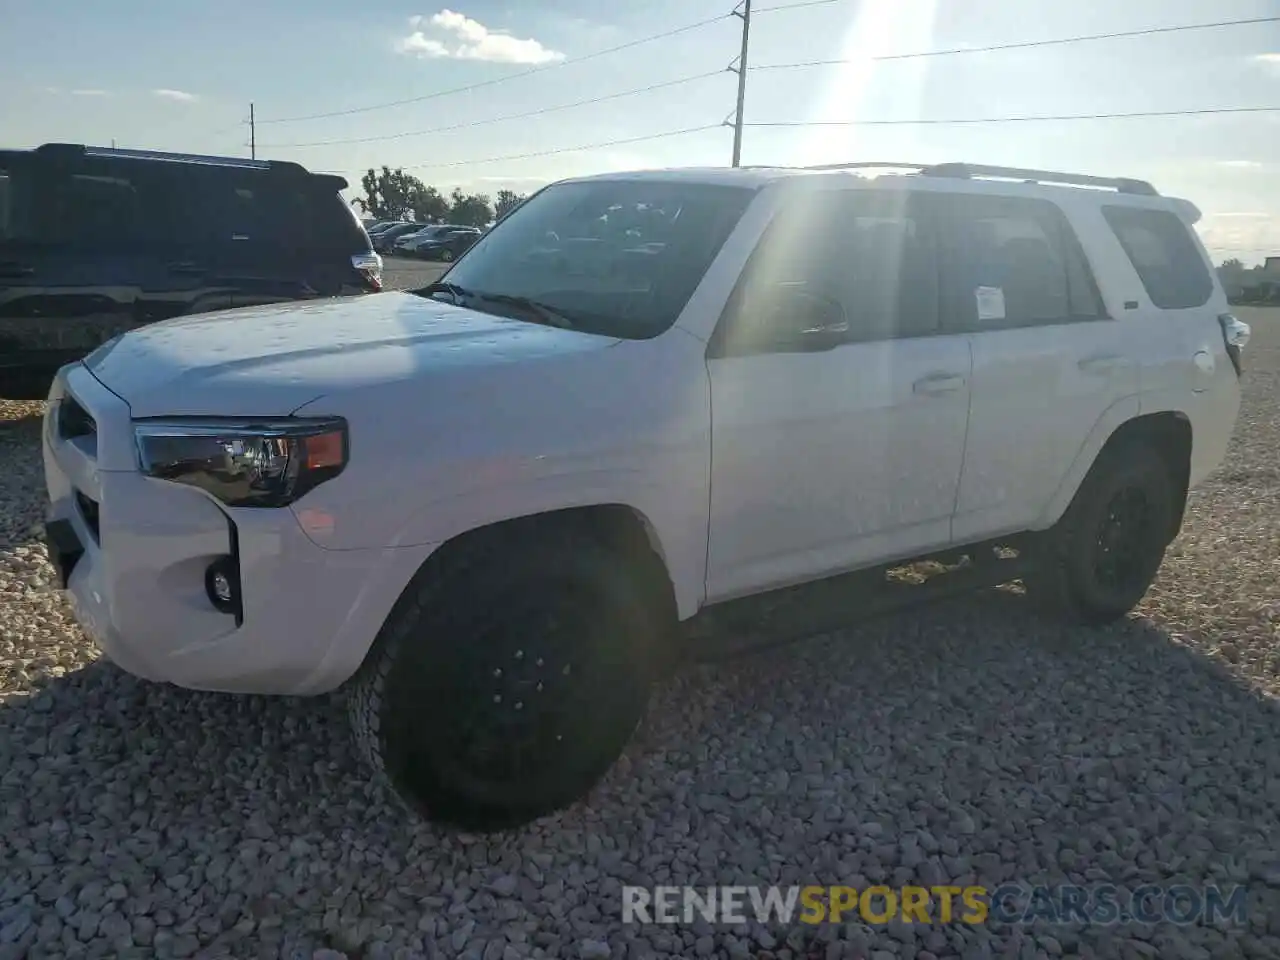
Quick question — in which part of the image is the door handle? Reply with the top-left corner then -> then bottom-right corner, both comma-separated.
1077,354 -> 1126,375
913,373 -> 966,395
167,262 -> 207,275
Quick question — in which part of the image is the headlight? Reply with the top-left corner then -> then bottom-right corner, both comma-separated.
134,417 -> 348,508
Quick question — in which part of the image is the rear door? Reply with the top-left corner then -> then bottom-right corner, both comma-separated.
131,162 -> 234,322
937,191 -> 1141,543
0,155 -> 147,374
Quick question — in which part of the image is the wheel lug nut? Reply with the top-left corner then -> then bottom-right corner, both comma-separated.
514,650 -> 524,660
493,668 -> 503,678
515,701 -> 523,711
536,682 -> 543,692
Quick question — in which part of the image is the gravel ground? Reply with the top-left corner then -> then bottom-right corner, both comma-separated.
380,258 -> 449,293
2,309 -> 1279,960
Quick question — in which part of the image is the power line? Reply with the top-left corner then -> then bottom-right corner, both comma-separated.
399,124 -> 723,171
755,0 -> 843,11
258,71 -> 727,149
744,106 -> 1280,127
257,14 -> 734,126
752,15 -> 1280,70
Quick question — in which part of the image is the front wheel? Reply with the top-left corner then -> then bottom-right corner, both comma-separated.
347,531 -> 659,831
440,249 -> 455,262
1025,441 -> 1178,625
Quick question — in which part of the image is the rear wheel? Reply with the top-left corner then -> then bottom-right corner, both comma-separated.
347,530 -> 659,831
440,249 -> 455,262
1026,441 -> 1178,625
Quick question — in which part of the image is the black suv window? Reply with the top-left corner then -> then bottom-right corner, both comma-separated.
151,168 -> 366,252
720,189 -> 940,353
936,194 -> 1104,330
47,172 -> 145,247
1102,205 -> 1212,310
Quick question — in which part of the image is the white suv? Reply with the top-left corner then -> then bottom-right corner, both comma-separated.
41,161 -> 1250,830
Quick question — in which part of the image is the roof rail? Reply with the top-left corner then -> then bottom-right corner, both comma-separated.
920,162 -> 1158,196
35,143 -> 315,177
803,161 -> 930,172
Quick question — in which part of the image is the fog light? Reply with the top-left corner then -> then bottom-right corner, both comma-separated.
204,557 -> 240,616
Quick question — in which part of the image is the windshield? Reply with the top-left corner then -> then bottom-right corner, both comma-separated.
423,179 -> 757,339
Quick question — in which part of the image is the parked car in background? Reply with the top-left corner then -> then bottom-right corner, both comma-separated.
0,143 -> 381,399
367,220 -> 406,236
394,225 -> 481,261
373,222 -> 428,253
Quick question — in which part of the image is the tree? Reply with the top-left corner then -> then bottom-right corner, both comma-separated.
495,190 -> 527,220
448,188 -> 495,227
359,166 -> 432,221
412,185 -> 450,225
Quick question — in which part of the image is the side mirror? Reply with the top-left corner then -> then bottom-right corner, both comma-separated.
764,290 -> 849,351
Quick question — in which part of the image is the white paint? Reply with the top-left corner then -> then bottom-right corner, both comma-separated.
42,164 -> 1245,695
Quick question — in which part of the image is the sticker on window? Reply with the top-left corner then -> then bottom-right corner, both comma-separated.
975,286 -> 1006,321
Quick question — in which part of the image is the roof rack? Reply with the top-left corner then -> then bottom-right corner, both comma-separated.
801,160 -> 1159,196
920,162 -> 1158,196
803,161 -> 930,172
34,143 -> 318,179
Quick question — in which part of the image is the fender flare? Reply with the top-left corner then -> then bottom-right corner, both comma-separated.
391,472 -> 703,618
1035,394 -> 1141,530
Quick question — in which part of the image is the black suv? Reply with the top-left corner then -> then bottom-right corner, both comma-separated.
0,143 -> 382,398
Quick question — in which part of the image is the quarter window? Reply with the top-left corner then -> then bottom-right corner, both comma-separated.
1102,205 -> 1212,310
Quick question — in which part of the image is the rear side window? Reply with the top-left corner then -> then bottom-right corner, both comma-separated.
1102,206 -> 1212,310
936,194 -> 1105,330
47,173 -> 144,247
157,170 -> 367,253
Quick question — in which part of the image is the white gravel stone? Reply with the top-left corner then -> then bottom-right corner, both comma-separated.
3,311 -> 1280,959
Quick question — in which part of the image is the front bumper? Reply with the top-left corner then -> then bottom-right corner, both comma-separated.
42,365 -> 434,696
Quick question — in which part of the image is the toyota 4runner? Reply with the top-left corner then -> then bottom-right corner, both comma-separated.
41,161 -> 1250,830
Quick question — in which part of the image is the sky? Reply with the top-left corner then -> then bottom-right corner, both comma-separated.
2,0 -> 1278,264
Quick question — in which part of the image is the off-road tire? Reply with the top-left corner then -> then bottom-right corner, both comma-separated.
347,529 -> 660,831
1025,440 -> 1178,626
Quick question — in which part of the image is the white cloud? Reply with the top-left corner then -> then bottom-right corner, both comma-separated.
70,89 -> 109,96
153,88 -> 198,103
1218,160 -> 1263,168
1209,211 -> 1271,218
396,10 -> 564,64
1255,53 -> 1280,75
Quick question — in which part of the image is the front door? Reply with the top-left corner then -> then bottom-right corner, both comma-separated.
705,188 -> 973,601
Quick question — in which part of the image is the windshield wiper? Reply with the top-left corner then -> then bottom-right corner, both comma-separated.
415,282 -> 577,330
466,293 -> 578,330
417,280 -> 472,304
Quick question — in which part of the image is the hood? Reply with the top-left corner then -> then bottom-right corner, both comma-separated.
84,292 -> 619,418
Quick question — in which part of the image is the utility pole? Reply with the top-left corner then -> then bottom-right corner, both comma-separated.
730,0 -> 752,167
249,103 -> 256,160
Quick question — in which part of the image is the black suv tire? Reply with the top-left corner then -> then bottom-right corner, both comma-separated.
1026,440 -> 1178,625
347,529 -> 658,831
